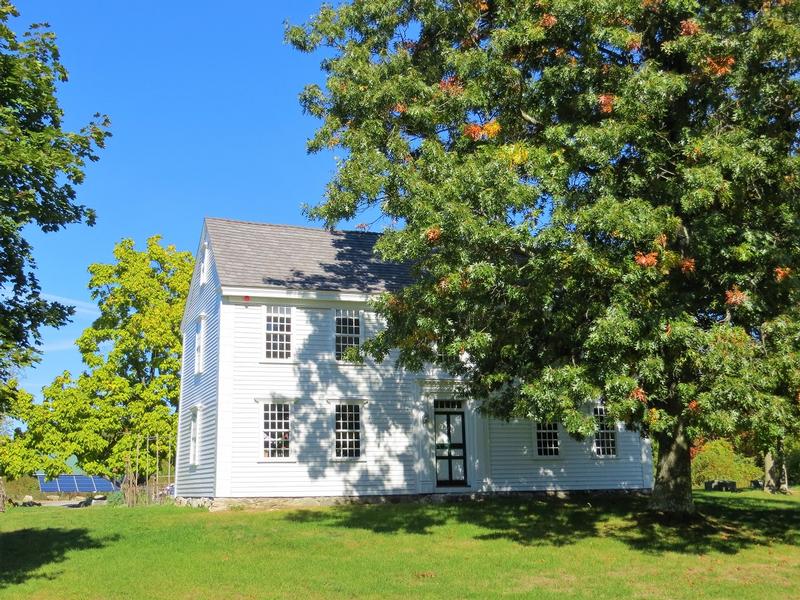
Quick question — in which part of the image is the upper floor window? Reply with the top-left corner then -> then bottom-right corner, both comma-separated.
263,403 -> 291,459
193,316 -> 205,375
334,403 -> 361,458
593,404 -> 617,457
199,242 -> 209,286
335,309 -> 360,360
535,422 -> 559,457
265,306 -> 291,360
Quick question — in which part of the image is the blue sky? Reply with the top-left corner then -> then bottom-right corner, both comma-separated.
15,1 -> 340,396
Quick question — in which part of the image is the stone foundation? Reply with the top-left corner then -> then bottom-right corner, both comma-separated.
174,496 -> 214,509
176,488 -> 650,512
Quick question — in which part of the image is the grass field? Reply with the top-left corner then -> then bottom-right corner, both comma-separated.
1,491 -> 798,599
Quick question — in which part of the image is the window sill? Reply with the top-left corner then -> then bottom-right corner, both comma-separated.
258,360 -> 299,365
334,361 -> 369,368
531,455 -> 564,461
256,459 -> 297,464
331,457 -> 367,463
435,484 -> 473,491
591,454 -> 618,460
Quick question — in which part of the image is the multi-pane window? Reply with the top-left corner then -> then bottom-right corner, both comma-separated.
189,410 -> 199,465
593,404 -> 617,457
536,422 -> 560,456
335,309 -> 360,360
263,403 -> 291,459
193,317 -> 204,375
334,404 -> 361,458
265,306 -> 292,360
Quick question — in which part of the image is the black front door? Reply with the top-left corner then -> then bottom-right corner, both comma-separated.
434,400 -> 467,486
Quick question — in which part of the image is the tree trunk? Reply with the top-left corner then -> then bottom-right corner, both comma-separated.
648,416 -> 695,514
0,476 -> 7,513
764,440 -> 790,494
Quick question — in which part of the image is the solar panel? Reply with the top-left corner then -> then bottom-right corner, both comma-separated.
36,474 -> 120,494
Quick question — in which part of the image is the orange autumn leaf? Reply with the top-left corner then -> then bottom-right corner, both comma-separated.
539,13 -> 557,28
425,226 -> 442,243
680,258 -> 696,273
635,251 -> 658,268
655,233 -> 667,248
688,400 -> 699,412
598,94 -> 615,114
775,266 -> 792,282
463,123 -> 484,140
725,285 -> 748,307
706,56 -> 735,76
392,103 -> 407,114
630,387 -> 648,404
680,19 -> 701,36
439,75 -> 464,95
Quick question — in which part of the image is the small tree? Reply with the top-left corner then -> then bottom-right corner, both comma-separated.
289,0 -> 800,513
3,237 -> 193,479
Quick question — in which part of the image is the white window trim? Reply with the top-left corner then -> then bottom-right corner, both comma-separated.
329,399 -> 368,462
262,304 -> 294,363
532,421 -> 562,460
255,397 -> 297,463
193,314 -> 206,376
199,242 -> 209,286
591,404 -> 618,459
332,308 -> 365,364
188,407 -> 201,467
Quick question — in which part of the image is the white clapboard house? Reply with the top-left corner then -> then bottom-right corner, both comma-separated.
174,218 -> 654,501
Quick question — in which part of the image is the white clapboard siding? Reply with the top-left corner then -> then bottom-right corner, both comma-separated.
174,226 -> 220,497
220,302 -> 422,497
215,300 -> 653,498
482,419 -> 653,491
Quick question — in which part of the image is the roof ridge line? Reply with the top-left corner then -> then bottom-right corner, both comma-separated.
205,216 -> 382,236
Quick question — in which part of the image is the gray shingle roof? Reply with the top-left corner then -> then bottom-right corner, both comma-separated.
204,217 -> 413,293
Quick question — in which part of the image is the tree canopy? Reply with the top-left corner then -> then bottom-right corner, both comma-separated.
1,237 -> 193,478
289,0 -> 800,512
0,1 -> 110,404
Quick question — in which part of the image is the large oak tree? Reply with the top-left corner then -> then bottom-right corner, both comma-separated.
289,0 -> 800,513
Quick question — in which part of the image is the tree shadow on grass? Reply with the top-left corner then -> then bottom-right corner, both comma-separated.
0,527 -> 119,589
284,493 -> 800,556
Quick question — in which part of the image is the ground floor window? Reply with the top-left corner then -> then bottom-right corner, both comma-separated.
189,409 -> 199,465
536,422 -> 559,456
264,403 -> 291,458
593,404 -> 617,457
335,404 -> 361,458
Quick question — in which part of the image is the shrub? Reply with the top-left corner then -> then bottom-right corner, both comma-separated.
691,440 -> 762,488
3,475 -> 43,500
106,491 -> 125,506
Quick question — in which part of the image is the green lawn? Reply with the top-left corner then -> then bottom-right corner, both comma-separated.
1,492 -> 798,600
